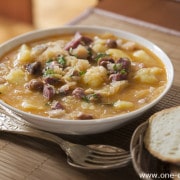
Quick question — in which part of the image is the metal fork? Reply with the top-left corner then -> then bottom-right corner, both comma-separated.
0,108 -> 131,170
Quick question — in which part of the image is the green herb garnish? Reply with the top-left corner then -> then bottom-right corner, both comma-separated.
57,56 -> 66,66
79,71 -> 86,76
95,53 -> 109,61
43,69 -> 55,76
87,47 -> 92,57
120,69 -> 127,74
82,93 -> 100,103
82,95 -> 90,103
113,63 -> 122,71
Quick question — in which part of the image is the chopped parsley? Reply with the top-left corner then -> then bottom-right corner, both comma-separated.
95,53 -> 109,61
57,56 -> 66,67
43,69 -> 55,77
79,71 -> 86,76
120,69 -> 127,74
82,93 -> 100,103
113,63 -> 122,71
82,95 -> 90,102
87,47 -> 92,57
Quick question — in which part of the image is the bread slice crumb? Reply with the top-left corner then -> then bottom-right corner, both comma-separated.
144,106 -> 180,164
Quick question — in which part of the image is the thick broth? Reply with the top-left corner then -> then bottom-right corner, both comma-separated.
0,32 -> 167,120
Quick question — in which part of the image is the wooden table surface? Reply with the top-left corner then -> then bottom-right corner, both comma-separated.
0,8 -> 180,180
96,0 -> 180,31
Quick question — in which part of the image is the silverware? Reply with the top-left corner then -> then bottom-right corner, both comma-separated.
0,107 -> 131,170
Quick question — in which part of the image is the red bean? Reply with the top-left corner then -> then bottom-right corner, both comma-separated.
43,84 -> 55,100
98,58 -> 115,68
77,112 -> 94,120
72,87 -> 85,99
25,79 -> 44,91
106,39 -> 117,48
51,100 -> 64,110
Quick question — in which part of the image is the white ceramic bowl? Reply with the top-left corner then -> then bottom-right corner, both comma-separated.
0,26 -> 174,135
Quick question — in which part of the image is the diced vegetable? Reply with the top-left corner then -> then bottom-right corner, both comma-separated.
134,67 -> 163,84
106,49 -> 131,60
82,66 -> 107,88
133,50 -> 156,66
14,44 -> 32,66
113,100 -> 134,110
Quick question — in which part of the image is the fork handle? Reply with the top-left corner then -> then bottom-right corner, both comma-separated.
0,107 -> 71,150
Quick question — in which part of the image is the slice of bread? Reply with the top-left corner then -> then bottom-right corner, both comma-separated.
144,106 -> 180,164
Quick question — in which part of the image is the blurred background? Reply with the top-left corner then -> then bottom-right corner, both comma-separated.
0,0 -> 97,43
0,0 -> 179,44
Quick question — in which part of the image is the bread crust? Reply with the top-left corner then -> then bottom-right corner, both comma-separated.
144,106 -> 180,164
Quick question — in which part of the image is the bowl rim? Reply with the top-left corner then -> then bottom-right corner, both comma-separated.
0,25 -> 174,124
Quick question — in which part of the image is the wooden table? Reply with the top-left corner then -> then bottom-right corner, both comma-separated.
0,8 -> 180,180
96,0 -> 180,31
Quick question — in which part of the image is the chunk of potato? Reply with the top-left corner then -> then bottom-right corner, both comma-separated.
48,109 -> 66,118
133,50 -> 156,66
96,80 -> 128,97
113,100 -> 134,110
82,66 -> 107,88
75,59 -> 91,72
133,67 -> 163,84
92,38 -> 107,53
21,100 -> 44,110
71,45 -> 89,59
39,41 -> 67,62
14,44 -> 32,66
81,102 -> 95,110
121,41 -> 137,51
6,68 -> 26,85
106,49 -> 131,60
66,56 -> 78,67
